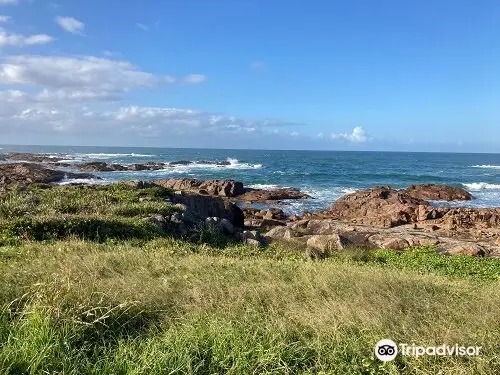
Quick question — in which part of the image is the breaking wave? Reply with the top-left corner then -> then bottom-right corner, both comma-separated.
78,153 -> 153,159
57,177 -> 107,185
165,158 -> 262,172
471,165 -> 500,170
248,184 -> 282,190
463,182 -> 500,191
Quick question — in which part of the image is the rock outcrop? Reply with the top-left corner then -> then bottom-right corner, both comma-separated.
0,163 -> 98,186
157,178 -> 245,197
78,162 -> 165,172
2,152 -> 64,163
328,186 -> 448,228
170,191 -> 244,227
238,187 -> 310,202
404,184 -> 472,201
262,217 -> 498,257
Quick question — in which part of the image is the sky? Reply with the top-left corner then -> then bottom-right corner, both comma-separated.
0,0 -> 499,151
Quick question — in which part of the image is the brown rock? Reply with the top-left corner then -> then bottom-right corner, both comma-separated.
78,162 -> 115,172
437,243 -> 486,257
4,152 -> 64,163
265,226 -> 294,240
328,186 -> 447,228
0,163 -> 98,186
306,234 -> 348,256
156,178 -> 244,197
405,184 -> 472,201
238,187 -> 310,202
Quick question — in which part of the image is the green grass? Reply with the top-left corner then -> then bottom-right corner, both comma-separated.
0,183 -> 499,374
0,183 -> 178,245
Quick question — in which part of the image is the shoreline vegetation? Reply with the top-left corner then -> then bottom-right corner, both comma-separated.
1,152 -> 499,374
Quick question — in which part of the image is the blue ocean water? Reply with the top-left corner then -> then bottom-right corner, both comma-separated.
2,144 -> 500,213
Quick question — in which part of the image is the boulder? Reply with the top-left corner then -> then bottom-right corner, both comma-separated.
306,234 -> 348,252
405,184 -> 472,201
156,178 -> 245,197
328,186 -> 447,228
239,230 -> 267,246
147,214 -> 168,231
265,226 -> 294,240
367,234 -> 410,250
437,243 -> 486,257
172,193 -> 226,221
223,201 -> 245,227
220,218 -> 235,235
204,217 -> 235,235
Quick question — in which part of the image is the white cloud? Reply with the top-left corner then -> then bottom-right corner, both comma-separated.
55,16 -> 85,35
0,28 -> 54,47
183,74 -> 207,84
0,93 -> 297,136
0,15 -> 11,22
0,0 -> 19,4
0,52 -> 294,140
136,23 -> 149,32
0,55 -> 176,95
331,126 -> 368,143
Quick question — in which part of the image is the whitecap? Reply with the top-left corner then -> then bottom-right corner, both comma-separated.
463,182 -> 500,191
470,165 -> 500,170
76,153 -> 153,159
57,177 -> 107,185
226,158 -> 262,169
248,184 -> 282,190
341,188 -> 357,195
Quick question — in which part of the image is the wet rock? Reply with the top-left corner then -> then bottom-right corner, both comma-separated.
169,160 -> 192,166
78,162 -> 115,172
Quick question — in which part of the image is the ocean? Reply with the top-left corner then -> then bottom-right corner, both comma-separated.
2,144 -> 500,214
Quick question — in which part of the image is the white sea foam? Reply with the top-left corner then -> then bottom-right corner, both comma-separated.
341,188 -> 357,195
163,158 -> 262,173
471,165 -> 500,170
58,158 -> 84,163
57,177 -> 107,185
76,153 -> 153,159
226,158 -> 262,169
463,182 -> 500,191
248,184 -> 282,190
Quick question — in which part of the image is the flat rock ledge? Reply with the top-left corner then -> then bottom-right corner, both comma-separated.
264,219 -> 500,258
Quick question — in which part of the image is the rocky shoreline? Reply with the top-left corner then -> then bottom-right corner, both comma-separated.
1,152 -> 500,258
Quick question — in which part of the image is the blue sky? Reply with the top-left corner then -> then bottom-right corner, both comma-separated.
0,0 -> 499,151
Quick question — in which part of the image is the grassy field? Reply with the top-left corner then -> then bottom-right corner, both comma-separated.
0,183 -> 499,374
